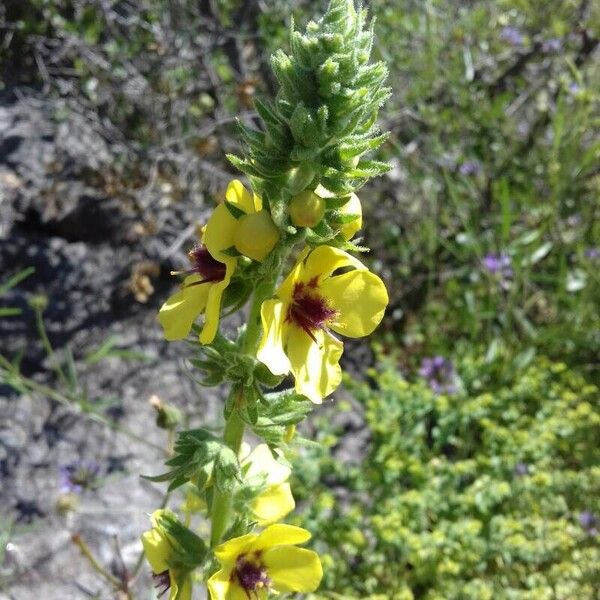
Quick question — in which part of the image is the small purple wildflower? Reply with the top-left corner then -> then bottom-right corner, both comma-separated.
59,460 -> 101,494
500,26 -> 524,47
459,160 -> 482,176
568,82 -> 581,94
514,462 -> 529,477
542,38 -> 562,53
579,511 -> 599,536
584,247 -> 600,261
419,356 -> 457,395
481,253 -> 513,287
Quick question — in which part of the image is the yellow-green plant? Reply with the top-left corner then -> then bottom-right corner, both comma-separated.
142,1 -> 390,598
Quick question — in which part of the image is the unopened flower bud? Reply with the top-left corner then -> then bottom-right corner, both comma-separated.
234,210 -> 280,262
149,395 -> 182,430
285,163 -> 317,195
338,193 -> 362,240
289,191 -> 326,228
27,293 -> 48,313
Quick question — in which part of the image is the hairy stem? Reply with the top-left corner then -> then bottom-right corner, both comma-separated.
209,247 -> 290,547
210,404 -> 245,547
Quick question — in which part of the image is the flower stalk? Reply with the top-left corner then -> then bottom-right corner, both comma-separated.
210,405 -> 245,548
142,1 -> 391,598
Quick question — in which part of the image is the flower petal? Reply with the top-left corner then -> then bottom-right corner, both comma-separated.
339,193 -> 362,240
253,524 -> 311,551
199,259 -> 236,344
287,327 -> 343,403
158,276 -> 210,341
141,528 -> 170,573
251,482 -> 295,526
257,299 -> 291,375
277,247 -> 311,302
170,572 -> 192,600
203,204 -> 238,261
214,534 -> 256,566
208,567 -> 266,600
244,444 -> 290,485
321,269 -> 388,338
263,546 -> 323,593
302,245 -> 365,283
225,179 -> 258,213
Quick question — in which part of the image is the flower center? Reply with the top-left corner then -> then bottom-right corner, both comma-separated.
171,244 -> 226,285
152,570 -> 171,597
188,245 -> 226,282
233,554 -> 270,598
287,278 -> 337,341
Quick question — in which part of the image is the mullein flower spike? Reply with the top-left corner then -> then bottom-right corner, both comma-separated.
148,1 -> 390,596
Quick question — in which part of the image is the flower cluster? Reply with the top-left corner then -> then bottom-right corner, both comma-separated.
143,1 -> 390,598
419,356 -> 457,395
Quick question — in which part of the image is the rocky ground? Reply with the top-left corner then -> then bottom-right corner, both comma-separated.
0,88 -> 232,599
0,89 -> 371,599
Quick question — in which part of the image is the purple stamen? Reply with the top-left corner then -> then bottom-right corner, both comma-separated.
287,280 -> 337,341
153,570 -> 171,597
171,245 -> 226,285
233,554 -> 271,598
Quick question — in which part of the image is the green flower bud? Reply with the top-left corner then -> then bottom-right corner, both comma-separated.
286,163 -> 317,195
150,395 -> 183,430
289,190 -> 326,228
234,210 -> 280,262
27,293 -> 48,313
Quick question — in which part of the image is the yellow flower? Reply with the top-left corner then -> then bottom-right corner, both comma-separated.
206,179 -> 280,263
241,443 -> 295,525
208,524 -> 322,600
158,179 -> 271,344
257,245 -> 388,403
141,511 -> 193,600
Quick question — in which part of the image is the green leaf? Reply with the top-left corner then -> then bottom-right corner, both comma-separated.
254,97 -> 282,125
142,428 -> 232,492
224,201 -> 246,219
213,445 -> 241,493
153,509 -> 207,568
250,389 -> 314,444
524,241 -> 553,266
0,267 -> 35,296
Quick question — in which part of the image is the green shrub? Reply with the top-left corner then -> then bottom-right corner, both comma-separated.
294,354 -> 600,599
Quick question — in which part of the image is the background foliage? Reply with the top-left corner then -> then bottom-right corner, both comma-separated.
294,353 -> 600,598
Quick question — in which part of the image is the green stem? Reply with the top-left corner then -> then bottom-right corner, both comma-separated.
34,306 -> 70,389
210,400 -> 245,548
209,248 -> 289,547
72,533 -> 122,588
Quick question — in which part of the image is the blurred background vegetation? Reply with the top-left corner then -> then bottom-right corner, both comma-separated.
1,0 -> 599,598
